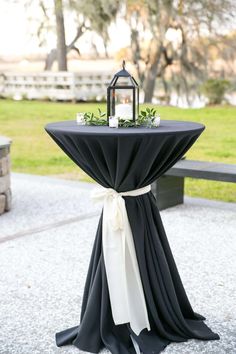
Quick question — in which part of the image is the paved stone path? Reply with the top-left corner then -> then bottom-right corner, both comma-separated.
0,173 -> 236,354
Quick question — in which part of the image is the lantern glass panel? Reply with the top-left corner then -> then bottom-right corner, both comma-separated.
111,88 -> 133,120
135,87 -> 139,119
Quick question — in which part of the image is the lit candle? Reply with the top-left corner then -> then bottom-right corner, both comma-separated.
115,104 -> 132,119
109,116 -> 119,128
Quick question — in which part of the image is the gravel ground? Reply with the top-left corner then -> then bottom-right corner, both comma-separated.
0,173 -> 101,240
0,173 -> 235,354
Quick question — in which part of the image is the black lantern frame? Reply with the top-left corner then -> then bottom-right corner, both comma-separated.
107,61 -> 139,122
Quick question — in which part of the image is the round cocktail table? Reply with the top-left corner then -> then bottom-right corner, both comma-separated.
45,120 -> 219,354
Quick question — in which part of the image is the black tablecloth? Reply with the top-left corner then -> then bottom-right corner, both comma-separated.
45,120 -> 219,354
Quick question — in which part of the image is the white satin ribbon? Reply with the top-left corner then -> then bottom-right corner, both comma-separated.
91,185 -> 151,336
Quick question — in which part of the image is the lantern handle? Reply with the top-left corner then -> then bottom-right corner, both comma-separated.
122,60 -> 126,70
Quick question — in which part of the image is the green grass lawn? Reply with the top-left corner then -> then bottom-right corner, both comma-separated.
0,99 -> 235,202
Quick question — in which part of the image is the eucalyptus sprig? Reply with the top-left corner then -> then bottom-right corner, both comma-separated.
83,108 -> 107,126
139,107 -> 158,125
118,119 -> 137,127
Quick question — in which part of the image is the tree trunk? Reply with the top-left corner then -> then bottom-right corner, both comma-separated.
143,48 -> 162,103
54,0 -> 67,71
44,25 -> 84,71
143,64 -> 158,102
44,49 -> 57,71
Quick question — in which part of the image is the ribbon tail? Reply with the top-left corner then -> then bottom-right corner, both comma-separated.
102,198 -> 130,324
122,205 -> 150,335
102,196 -> 150,335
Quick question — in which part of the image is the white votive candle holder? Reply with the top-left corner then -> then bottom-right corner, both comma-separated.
109,116 -> 119,128
153,116 -> 161,127
76,113 -> 85,125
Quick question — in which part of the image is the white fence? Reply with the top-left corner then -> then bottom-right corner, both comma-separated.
0,72 -> 112,101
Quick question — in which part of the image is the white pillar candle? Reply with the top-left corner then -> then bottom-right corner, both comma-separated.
115,104 -> 132,119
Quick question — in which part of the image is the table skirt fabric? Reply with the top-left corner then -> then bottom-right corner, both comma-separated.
45,122 -> 219,353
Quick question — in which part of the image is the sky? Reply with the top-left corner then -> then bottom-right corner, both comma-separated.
1,2 -> 234,59
0,2 -> 131,57
0,2 -> 31,56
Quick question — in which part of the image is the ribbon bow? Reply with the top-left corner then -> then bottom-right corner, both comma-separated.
92,188 -> 124,231
91,185 -> 151,336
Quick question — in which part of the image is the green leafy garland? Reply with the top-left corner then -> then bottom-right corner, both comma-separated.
82,108 -> 160,127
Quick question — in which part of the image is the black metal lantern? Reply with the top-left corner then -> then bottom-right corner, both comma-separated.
107,60 -> 139,122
